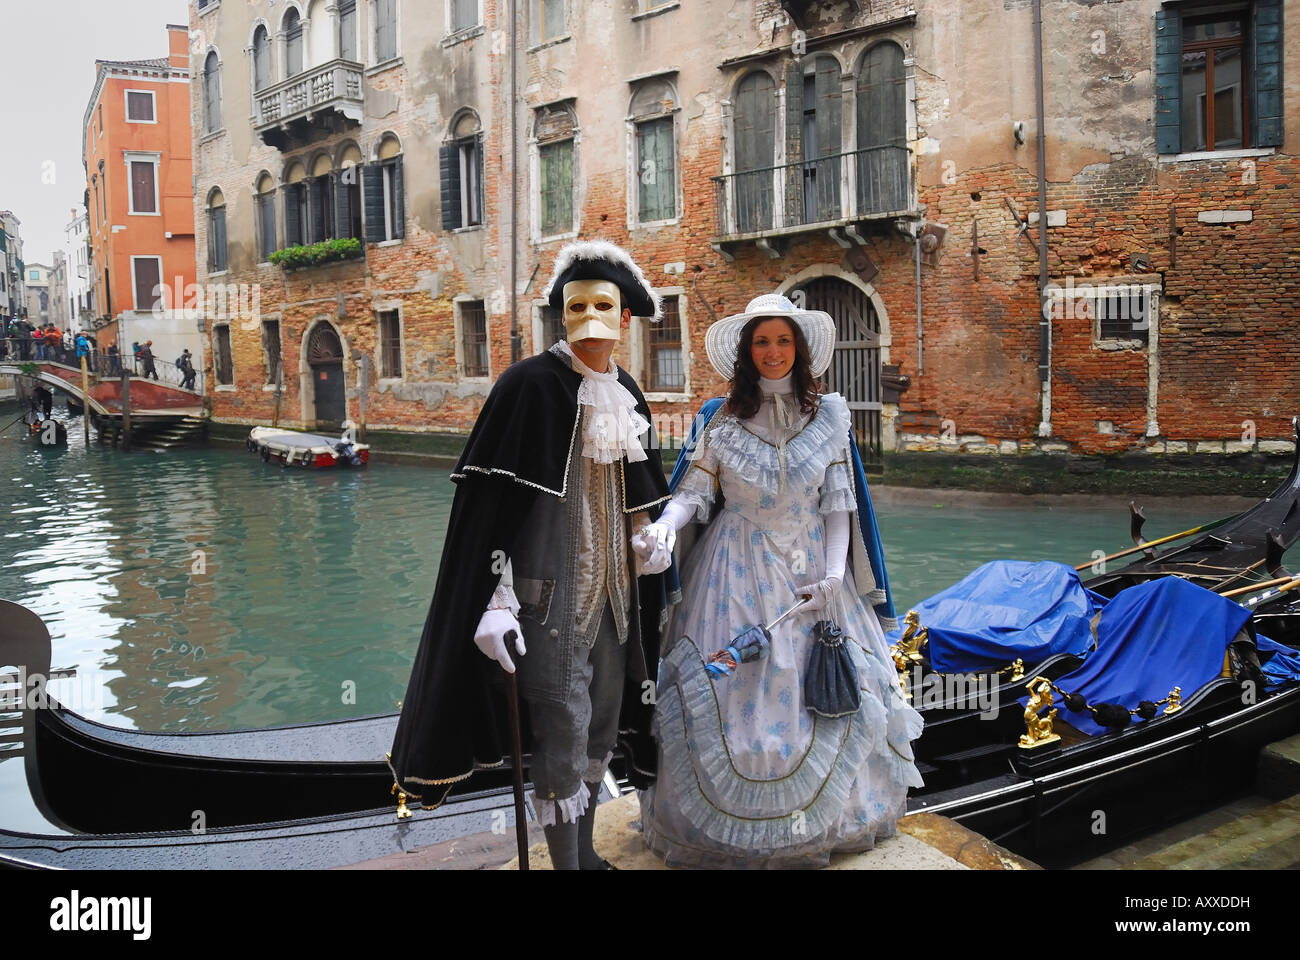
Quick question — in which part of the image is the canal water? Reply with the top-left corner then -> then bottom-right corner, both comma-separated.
0,401 -> 1256,831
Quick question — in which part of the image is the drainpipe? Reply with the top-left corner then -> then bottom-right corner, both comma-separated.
509,0 -> 520,365
914,223 -> 923,376
1033,0 -> 1051,437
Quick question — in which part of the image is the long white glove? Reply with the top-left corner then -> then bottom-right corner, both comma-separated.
795,511 -> 849,612
632,499 -> 693,575
475,607 -> 527,673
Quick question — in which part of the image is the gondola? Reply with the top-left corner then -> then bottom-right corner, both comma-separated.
3,432 -> 1299,869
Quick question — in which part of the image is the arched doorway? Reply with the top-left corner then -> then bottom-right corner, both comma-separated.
307,324 -> 346,428
792,276 -> 883,462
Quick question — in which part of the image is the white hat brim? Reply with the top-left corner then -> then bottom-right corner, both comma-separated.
704,307 -> 836,381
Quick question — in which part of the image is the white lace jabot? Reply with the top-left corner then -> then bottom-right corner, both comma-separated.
555,340 -> 649,464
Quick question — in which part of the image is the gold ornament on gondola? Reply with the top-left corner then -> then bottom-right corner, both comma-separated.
1018,675 -> 1062,749
891,610 -> 929,701
1163,685 -> 1183,714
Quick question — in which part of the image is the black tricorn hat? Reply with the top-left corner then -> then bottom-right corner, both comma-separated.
543,240 -> 661,321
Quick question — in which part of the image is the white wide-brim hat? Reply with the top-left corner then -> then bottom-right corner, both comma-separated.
704,293 -> 836,380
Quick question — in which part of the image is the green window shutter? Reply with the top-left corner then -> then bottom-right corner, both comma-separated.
392,157 -> 405,239
814,56 -> 842,158
1154,7 -> 1182,155
362,166 -> 385,243
540,139 -> 573,236
0,227 -> 6,251
1252,0 -> 1283,147
440,143 -> 461,231
638,117 -> 674,222
284,185 -> 302,247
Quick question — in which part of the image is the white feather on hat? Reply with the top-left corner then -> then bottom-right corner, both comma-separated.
543,240 -> 662,321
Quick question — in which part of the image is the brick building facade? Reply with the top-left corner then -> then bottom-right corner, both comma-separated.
189,0 -> 1299,456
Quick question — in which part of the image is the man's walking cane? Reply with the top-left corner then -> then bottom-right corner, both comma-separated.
503,630 -> 529,871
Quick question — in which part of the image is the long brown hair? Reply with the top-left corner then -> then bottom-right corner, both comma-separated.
724,316 -> 820,420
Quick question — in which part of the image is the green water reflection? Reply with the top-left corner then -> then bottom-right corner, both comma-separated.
0,402 -> 1252,734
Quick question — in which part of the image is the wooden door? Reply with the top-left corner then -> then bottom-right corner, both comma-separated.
797,277 -> 882,463
308,325 -> 346,427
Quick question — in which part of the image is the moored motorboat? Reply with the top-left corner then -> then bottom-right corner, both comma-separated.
247,425 -> 370,468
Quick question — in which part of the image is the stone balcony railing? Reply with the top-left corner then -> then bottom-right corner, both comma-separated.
254,59 -> 364,150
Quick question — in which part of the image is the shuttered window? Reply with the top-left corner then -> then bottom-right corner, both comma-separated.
284,182 -> 308,247
132,257 -> 162,312
637,117 -> 675,221
203,51 -> 222,133
253,27 -> 271,91
540,139 -> 573,236
208,193 -> 228,272
126,91 -> 154,122
441,121 -> 484,230
452,0 -> 477,32
733,71 -> 775,232
377,309 -> 402,378
130,161 -> 157,214
856,42 -> 907,214
1155,1 -> 1283,154
214,325 -> 233,385
257,191 -> 277,261
339,1 -> 358,61
375,0 -> 398,62
459,300 -> 488,377
286,10 -> 304,76
535,0 -> 564,43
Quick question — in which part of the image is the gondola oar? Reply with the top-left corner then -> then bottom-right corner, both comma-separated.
1221,574 -> 1300,600
1073,514 -> 1237,572
705,596 -> 811,678
0,413 -> 27,434
502,629 -> 529,872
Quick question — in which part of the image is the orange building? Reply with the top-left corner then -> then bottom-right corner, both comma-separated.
82,24 -> 198,366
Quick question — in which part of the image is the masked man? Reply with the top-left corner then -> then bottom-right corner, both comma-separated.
388,241 -> 670,869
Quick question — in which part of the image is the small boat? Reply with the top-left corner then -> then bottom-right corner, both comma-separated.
247,425 -> 370,468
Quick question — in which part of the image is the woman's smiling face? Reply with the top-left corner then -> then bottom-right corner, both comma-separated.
750,318 -> 797,380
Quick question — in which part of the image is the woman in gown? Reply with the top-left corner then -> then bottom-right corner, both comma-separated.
633,293 -> 925,868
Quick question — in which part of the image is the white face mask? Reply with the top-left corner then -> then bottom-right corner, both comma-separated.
562,279 -> 623,342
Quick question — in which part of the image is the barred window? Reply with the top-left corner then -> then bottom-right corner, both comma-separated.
1093,287 -> 1151,344
645,296 -> 684,391
377,309 -> 402,378
459,300 -> 488,377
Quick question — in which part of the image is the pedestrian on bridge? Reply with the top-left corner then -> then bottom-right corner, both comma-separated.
140,341 -> 159,381
32,326 -> 44,361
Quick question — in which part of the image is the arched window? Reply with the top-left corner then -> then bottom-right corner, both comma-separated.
535,103 -> 575,237
630,78 -> 677,223
856,42 -> 907,213
253,25 -> 272,91
363,134 -> 404,241
284,8 -> 304,77
441,111 -> 483,230
207,188 -> 228,272
283,161 -> 309,246
732,71 -> 775,232
203,51 -> 222,134
256,173 -> 277,260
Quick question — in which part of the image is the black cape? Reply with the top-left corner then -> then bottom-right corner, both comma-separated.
387,350 -> 670,805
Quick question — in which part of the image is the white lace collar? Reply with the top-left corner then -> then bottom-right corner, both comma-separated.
707,393 -> 851,495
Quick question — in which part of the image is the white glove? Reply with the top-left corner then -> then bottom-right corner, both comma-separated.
793,577 -> 842,613
632,521 -> 676,575
474,607 -> 527,673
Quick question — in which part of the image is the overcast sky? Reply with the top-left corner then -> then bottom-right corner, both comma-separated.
0,0 -> 190,267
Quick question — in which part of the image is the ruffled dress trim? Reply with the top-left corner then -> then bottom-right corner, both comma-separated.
702,393 -> 852,499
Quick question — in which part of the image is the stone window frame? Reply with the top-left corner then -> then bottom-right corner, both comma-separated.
632,0 -> 679,21
530,298 -> 565,355
201,48 -> 225,139
529,0 -> 570,51
206,186 -> 229,275
445,0 -> 484,44
261,315 -> 284,390
368,0 -> 403,73
453,295 -> 490,381
626,71 -> 682,230
249,20 -> 275,103
124,151 -> 161,217
373,298 -> 406,383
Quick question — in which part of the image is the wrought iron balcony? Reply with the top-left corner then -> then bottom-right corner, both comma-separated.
254,59 -> 364,150
710,145 -> 914,257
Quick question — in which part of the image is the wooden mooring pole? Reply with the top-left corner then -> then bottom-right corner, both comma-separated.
120,367 -> 132,451
79,356 -> 90,446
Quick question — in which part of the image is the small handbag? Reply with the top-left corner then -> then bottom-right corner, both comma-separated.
805,620 -> 861,718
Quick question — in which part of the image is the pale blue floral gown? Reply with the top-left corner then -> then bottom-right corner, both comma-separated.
640,391 -> 925,868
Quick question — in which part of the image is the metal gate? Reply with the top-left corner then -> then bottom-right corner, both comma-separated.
794,277 -> 882,464
307,324 -> 346,426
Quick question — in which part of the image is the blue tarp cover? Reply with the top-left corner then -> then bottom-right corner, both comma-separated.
1046,576 -> 1252,736
885,560 -> 1103,673
1257,635 -> 1300,691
